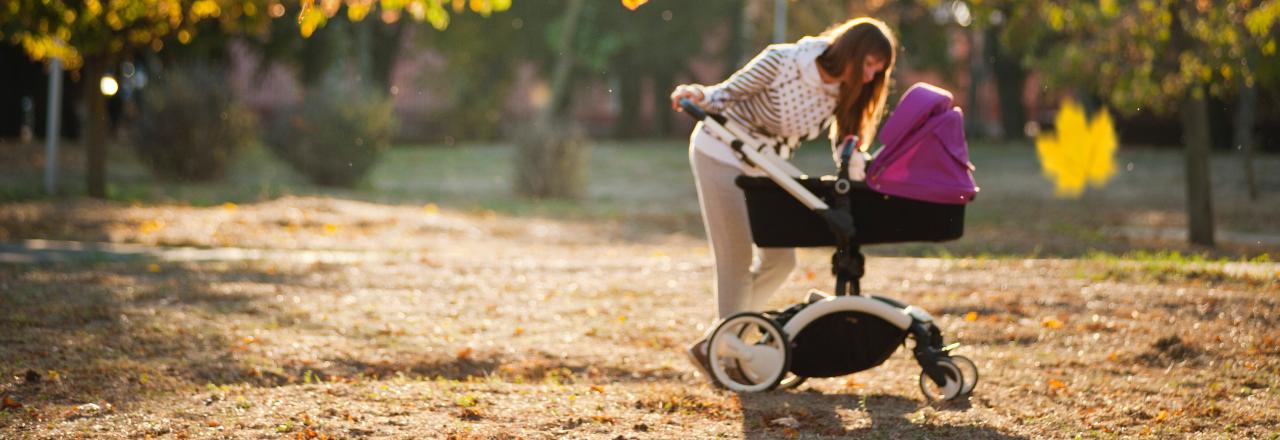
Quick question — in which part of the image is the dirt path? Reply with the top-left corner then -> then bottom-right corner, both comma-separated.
2,198 -> 1277,439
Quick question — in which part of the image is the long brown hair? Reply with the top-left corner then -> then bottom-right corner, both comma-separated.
816,18 -> 897,150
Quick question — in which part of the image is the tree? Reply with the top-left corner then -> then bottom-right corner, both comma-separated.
0,0 -> 510,198
973,0 -> 1280,247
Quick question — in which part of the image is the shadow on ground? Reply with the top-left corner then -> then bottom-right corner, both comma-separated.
739,392 -> 1026,440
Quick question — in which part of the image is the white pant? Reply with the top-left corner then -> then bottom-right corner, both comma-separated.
690,125 -> 797,319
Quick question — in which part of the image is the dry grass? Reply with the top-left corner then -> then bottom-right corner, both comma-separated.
1,198 -> 1277,439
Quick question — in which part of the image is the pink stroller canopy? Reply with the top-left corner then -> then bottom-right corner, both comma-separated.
869,83 -> 979,205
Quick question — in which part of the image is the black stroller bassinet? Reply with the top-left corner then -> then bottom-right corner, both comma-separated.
735,175 -> 964,247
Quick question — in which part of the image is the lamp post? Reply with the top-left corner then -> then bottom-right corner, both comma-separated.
773,0 -> 786,43
44,57 -> 64,196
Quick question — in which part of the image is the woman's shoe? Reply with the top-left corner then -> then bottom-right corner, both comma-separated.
684,339 -> 721,387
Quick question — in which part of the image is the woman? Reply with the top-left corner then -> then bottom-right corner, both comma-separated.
670,17 -> 897,381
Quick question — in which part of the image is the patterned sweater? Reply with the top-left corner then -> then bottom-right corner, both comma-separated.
680,36 -> 839,167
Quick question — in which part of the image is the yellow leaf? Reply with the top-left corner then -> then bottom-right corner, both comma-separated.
148,263 -> 161,273
423,203 -> 440,215
139,218 -> 165,234
1041,317 -> 1064,329
2,396 -> 21,409
323,223 -> 337,235
617,315 -> 627,323
512,327 -> 524,336
1035,99 -> 1118,198
590,384 -> 605,393
621,0 -> 649,10
964,311 -> 978,322
1153,410 -> 1169,423
298,2 -> 326,38
347,2 -> 372,21
1107,351 -> 1119,362
222,202 -> 237,212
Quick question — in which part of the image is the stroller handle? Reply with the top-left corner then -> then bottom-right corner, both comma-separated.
678,98 -> 709,121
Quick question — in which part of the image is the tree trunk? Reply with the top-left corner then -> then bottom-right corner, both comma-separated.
1181,88 -> 1215,247
82,55 -> 109,199
965,27 -> 987,139
541,0 -> 585,123
367,19 -> 406,93
616,59 -> 643,138
1234,54 -> 1259,201
652,69 -> 674,136
516,0 -> 588,199
988,23 -> 1027,141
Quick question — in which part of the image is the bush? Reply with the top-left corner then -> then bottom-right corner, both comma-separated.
133,65 -> 256,181
512,118 -> 589,199
265,76 -> 397,187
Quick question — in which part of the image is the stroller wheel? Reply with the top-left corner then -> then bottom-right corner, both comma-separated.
918,359 -> 964,402
777,373 -> 808,390
949,355 -> 979,395
735,322 -> 805,391
708,312 -> 791,392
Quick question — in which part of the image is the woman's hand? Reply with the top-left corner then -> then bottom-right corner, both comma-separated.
834,135 -> 868,181
670,85 -> 707,111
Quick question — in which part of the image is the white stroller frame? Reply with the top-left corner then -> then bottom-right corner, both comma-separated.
680,99 -> 978,401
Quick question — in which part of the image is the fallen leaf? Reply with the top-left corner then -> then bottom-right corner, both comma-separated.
965,311 -> 978,322
221,202 -> 237,212
2,396 -> 21,409
512,327 -> 524,336
423,203 -> 440,215
1153,410 -> 1169,423
456,347 -> 473,361
590,384 -> 605,393
206,420 -> 221,427
771,416 -> 800,428
1047,379 -> 1067,391
843,378 -> 865,389
322,224 -> 338,235
805,270 -> 816,280
1107,351 -> 1119,362
1042,317 -> 1064,329
148,263 -> 161,273
617,315 -> 627,323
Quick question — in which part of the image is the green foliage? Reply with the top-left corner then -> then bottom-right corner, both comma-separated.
265,75 -> 398,187
422,0 -> 739,140
133,64 -> 257,182
0,0 -> 273,69
974,0 -> 1280,115
0,0 -> 514,69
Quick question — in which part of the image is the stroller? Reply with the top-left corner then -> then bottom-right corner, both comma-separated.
678,82 -> 980,401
